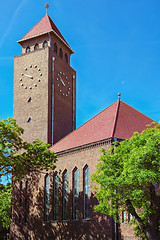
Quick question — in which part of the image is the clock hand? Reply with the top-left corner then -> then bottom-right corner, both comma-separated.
23,73 -> 33,79
60,77 -> 65,86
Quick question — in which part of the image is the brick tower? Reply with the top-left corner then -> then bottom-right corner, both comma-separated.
13,10 -> 76,145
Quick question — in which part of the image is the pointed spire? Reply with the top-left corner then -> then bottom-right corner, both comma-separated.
45,3 -> 49,15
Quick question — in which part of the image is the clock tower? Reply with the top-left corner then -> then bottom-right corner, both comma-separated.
13,10 -> 76,145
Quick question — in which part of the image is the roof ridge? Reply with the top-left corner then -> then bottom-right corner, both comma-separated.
51,100 -> 119,148
111,99 -> 120,138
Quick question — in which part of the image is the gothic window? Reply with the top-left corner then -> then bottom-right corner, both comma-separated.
59,48 -> 63,59
122,211 -> 127,223
65,53 -> 68,63
34,43 -> 39,51
24,215 -> 27,224
128,213 -> 133,222
20,181 -> 22,191
19,215 -> 22,224
25,180 -> 28,190
27,118 -> 32,123
53,172 -> 59,221
25,198 -> 28,209
83,165 -> 90,219
54,42 -> 57,53
26,46 -> 30,53
44,174 -> 50,222
73,167 -> 79,220
19,198 -> 22,207
43,41 -> 48,48
28,98 -> 32,103
62,170 -> 69,220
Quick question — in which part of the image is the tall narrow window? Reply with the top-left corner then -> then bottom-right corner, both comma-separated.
73,168 -> 79,220
53,172 -> 59,221
54,42 -> 57,53
84,165 -> 90,219
34,43 -> 39,50
26,46 -> 30,53
44,174 -> 50,222
62,170 -> 69,220
59,48 -> 63,59
65,53 -> 68,63
43,41 -> 48,48
20,181 -> 22,191
25,180 -> 28,191
122,211 -> 127,223
27,118 -> 32,123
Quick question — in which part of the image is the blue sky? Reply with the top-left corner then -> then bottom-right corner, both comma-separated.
0,0 -> 160,128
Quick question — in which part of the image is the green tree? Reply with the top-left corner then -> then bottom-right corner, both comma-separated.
0,183 -> 11,231
0,117 -> 57,180
92,123 -> 160,240
0,117 -> 57,234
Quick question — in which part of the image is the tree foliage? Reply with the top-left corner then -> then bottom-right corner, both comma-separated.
0,117 -> 57,180
0,117 -> 57,234
0,183 -> 11,231
92,123 -> 160,240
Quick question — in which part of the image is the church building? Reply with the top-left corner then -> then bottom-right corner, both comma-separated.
10,6 -> 154,240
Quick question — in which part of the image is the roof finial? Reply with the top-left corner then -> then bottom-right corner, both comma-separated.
118,93 -> 121,100
45,3 -> 49,15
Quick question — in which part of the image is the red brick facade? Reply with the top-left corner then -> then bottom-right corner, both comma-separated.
11,13 -> 152,240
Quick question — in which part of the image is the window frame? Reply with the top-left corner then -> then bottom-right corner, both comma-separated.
53,172 -> 59,221
73,167 -> 79,220
44,174 -> 50,222
62,170 -> 69,221
83,165 -> 90,220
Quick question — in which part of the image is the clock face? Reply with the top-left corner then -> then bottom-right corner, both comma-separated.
19,65 -> 42,89
56,72 -> 71,97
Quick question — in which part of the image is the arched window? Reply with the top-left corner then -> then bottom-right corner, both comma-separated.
54,42 -> 57,53
20,181 -> 22,191
53,172 -> 59,221
43,41 -> 48,48
59,48 -> 63,59
64,53 -> 68,63
83,165 -> 90,219
34,43 -> 39,51
19,215 -> 22,224
27,118 -> 32,123
19,198 -> 22,207
73,168 -> 79,220
25,180 -> 28,190
44,174 -> 50,222
28,97 -> 32,103
26,46 -> 30,53
62,170 -> 69,220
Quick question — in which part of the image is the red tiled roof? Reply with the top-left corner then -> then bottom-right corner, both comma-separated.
18,15 -> 71,50
50,100 -> 154,153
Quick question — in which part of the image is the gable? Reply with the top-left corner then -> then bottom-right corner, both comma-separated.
50,100 -> 155,153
